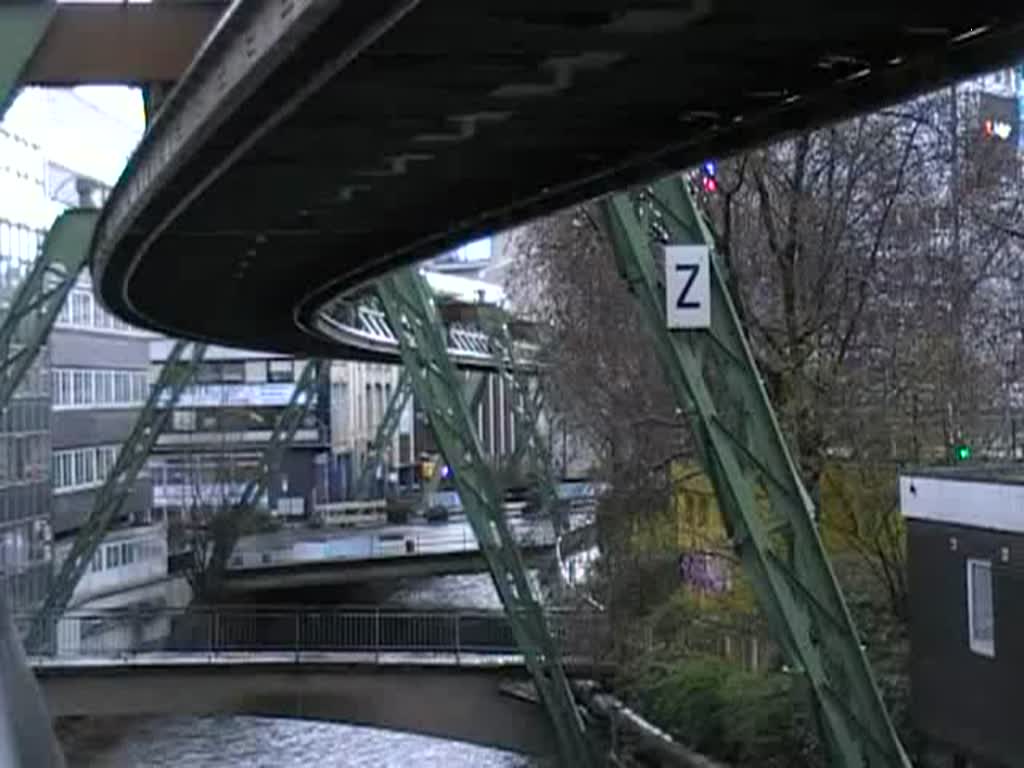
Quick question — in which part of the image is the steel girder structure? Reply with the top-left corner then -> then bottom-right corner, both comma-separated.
353,369 -> 412,499
27,341 -> 207,652
0,210 -> 96,412
353,368 -> 490,501
599,177 -> 909,767
481,313 -> 563,533
374,269 -> 593,768
0,4 -> 53,117
204,358 -> 325,586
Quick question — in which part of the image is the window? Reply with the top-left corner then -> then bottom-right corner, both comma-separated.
53,368 -> 148,410
172,410 -> 196,431
131,372 -> 148,402
268,359 -> 294,383
56,286 -> 149,335
72,370 -> 91,405
90,552 -> 102,573
52,445 -> 121,493
70,291 -> 92,326
114,371 -> 130,402
222,362 -> 245,383
106,544 -> 119,569
968,558 -> 995,657
95,371 -> 114,404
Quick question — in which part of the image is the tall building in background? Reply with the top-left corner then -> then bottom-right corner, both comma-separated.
0,208 -> 53,614
148,343 -> 330,524
0,87 -> 147,613
50,274 -> 154,537
328,361 -> 414,498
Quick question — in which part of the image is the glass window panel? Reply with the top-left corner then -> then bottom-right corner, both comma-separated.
268,359 -> 294,383
968,559 -> 995,657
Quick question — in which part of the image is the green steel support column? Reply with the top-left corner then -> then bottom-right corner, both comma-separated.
0,210 -> 96,412
485,316 -> 563,532
599,178 -> 910,768
354,369 -> 412,499
375,269 -> 593,768
28,341 -> 207,650
205,359 -> 324,585
468,370 -> 488,413
0,3 -> 54,118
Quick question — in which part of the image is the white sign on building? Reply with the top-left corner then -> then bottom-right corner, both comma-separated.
664,245 -> 711,329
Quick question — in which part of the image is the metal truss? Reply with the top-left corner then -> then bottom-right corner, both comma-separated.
0,3 -> 54,117
205,359 -> 325,585
317,295 -> 540,371
354,369 -> 412,499
375,268 -> 594,767
28,341 -> 207,651
599,177 -> 909,768
0,210 -> 96,412
482,312 -> 563,533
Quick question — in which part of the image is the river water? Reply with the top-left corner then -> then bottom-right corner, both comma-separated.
57,573 -> 546,767
58,715 -> 539,767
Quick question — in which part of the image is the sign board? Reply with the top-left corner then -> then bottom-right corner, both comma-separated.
664,245 -> 711,329
174,383 -> 303,408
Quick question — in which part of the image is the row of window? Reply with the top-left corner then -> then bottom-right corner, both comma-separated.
52,444 -> 119,494
56,286 -> 146,335
88,537 -> 162,574
190,359 -> 296,385
52,368 -> 149,410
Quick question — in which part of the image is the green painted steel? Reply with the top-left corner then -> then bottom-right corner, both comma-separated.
0,210 -> 96,412
204,358 -> 325,587
599,177 -> 910,767
0,4 -> 54,119
375,269 -> 594,768
467,370 -> 488,413
484,314 -> 563,532
28,341 -> 207,651
354,369 -> 412,499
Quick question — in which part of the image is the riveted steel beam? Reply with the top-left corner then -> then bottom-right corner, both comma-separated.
375,268 -> 594,767
0,3 -> 55,118
354,369 -> 412,499
202,358 -> 325,590
0,210 -> 97,413
599,177 -> 910,768
28,341 -> 207,651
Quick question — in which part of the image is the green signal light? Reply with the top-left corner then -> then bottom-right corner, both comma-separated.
955,444 -> 972,461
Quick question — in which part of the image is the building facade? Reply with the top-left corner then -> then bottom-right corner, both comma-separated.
50,276 -> 154,536
328,360 -> 414,499
901,468 -> 1024,768
148,342 -> 330,521
0,87 -> 149,614
0,214 -> 53,614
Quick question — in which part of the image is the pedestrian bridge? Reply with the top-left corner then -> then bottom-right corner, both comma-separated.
26,607 -> 609,756
221,516 -> 596,594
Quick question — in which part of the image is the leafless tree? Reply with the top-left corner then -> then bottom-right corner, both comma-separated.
506,81 -> 1024,623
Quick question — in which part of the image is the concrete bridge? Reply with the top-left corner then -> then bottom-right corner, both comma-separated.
26,606 -> 610,757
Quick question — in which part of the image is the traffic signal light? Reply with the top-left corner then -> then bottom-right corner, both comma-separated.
954,443 -> 972,462
700,160 -> 718,193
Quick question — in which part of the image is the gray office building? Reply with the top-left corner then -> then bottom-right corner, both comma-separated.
49,277 -> 153,536
0,218 -> 54,614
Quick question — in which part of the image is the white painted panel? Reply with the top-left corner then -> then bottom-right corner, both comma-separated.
900,474 -> 1024,534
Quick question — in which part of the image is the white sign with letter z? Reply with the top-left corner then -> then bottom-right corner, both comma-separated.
665,245 -> 710,329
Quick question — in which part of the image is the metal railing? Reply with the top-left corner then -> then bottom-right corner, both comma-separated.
17,606 -> 610,665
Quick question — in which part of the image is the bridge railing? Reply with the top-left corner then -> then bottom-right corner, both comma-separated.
16,606 -> 611,665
